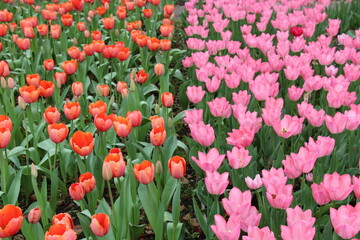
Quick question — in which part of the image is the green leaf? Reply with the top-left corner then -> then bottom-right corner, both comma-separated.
172,181 -> 181,227
161,177 -> 177,209
7,168 -> 23,205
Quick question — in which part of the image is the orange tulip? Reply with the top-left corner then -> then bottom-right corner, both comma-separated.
103,153 -> 126,178
160,24 -> 174,37
117,6 -> 126,19
90,213 -> 110,237
44,59 -> 55,71
54,72 -> 67,85
97,6 -> 106,15
97,84 -> 110,96
72,0 -> 84,11
160,39 -> 171,51
133,160 -> 154,185
19,85 -> 40,103
62,60 -> 78,75
84,44 -> 95,56
113,116 -> 132,137
92,30 -> 102,41
61,13 -> 73,27
168,156 -> 186,179
117,47 -> 130,61
71,82 -> 83,97
161,92 -> 174,107
77,22 -> 86,32
147,37 -> 160,51
48,123 -> 69,144
16,38 -> 30,50
154,63 -> 164,76
89,100 -> 107,117
143,9 -> 152,18
0,115 -> 12,131
78,172 -> 96,193
67,46 -> 80,59
0,23 -> 8,37
52,213 -> 73,229
23,26 -> 35,39
163,4 -> 175,18
102,45 -> 118,59
102,17 -> 114,30
135,34 -> 148,48
39,80 -> 55,98
37,24 -> 48,36
0,205 -> 23,238
45,224 -> 77,240
94,112 -> 115,132
43,107 -> 60,124
150,126 -> 166,146
42,9 -> 57,21
26,74 -> 40,87
50,24 -> 61,39
150,116 -> 165,128
69,182 -> 85,201
71,131 -> 94,156
63,102 -> 81,120
135,69 -> 148,84
0,127 -> 11,148
92,40 -> 105,53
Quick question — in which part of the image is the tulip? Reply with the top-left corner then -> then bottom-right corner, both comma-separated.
243,226 -> 276,240
210,215 -> 241,240
168,156 -> 186,179
186,86 -> 206,104
133,160 -> 154,184
38,80 -> 55,98
0,205 -> 23,238
71,82 -> 83,97
154,63 -> 164,76
90,213 -> 110,237
26,74 -> 40,87
150,126 -> 166,146
69,182 -> 85,201
61,60 -> 78,75
150,116 -> 165,128
94,112 -> 114,132
19,85 -> 40,103
290,26 -> 303,37
67,46 -> 80,59
161,92 -> 174,107
52,213 -> 74,229
44,59 -> 55,71
103,153 -> 126,178
205,171 -> 229,195
126,110 -> 142,127
45,224 -> 77,240
70,131 -> 94,156
227,147 -> 252,169
48,123 -> 69,144
63,102 -> 81,120
102,161 -> 113,181
78,172 -> 96,193
102,17 -> 114,30
113,116 -> 132,137
88,100 -> 107,117
0,115 -> 12,131
28,207 -> 41,224
160,39 -> 171,51
97,84 -> 110,96
16,38 -> 30,50
143,9 -> 152,18
330,203 -> 360,239
135,70 -> 148,84
54,72 -> 67,85
192,148 -> 225,172
245,174 -> 263,190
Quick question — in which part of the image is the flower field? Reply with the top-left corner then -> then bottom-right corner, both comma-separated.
0,0 -> 359,239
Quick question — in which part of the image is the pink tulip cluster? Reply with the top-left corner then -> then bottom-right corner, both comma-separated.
281,206 -> 316,240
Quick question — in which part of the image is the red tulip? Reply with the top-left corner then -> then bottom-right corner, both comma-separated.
94,112 -> 114,132
0,115 -> 12,131
103,153 -> 126,178
44,59 -> 55,71
45,224 -> 77,240
161,92 -> 174,107
160,39 -> 171,51
26,73 -> 40,87
290,26 -> 303,37
63,102 -> 81,120
71,82 -> 83,97
113,116 -> 132,137
150,126 -> 166,146
102,17 -> 114,30
19,85 -> 40,103
68,182 -> 85,201
135,70 -> 148,84
16,38 -> 30,50
61,60 -> 78,75
78,172 -> 96,193
39,80 -> 55,98
43,107 -> 60,124
126,110 -> 142,127
52,213 -> 73,229
28,207 -> 41,224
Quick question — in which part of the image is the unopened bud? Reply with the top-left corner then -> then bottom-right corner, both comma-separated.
130,79 -> 136,91
115,29 -> 120,36
56,78 -> 62,88
305,173 -> 313,182
31,163 -> 38,178
167,117 -> 173,128
154,63 -> 164,76
304,92 -> 311,102
18,96 -> 26,110
102,162 -> 112,181
73,38 -> 78,45
7,77 -> 14,89
1,77 -> 7,88
154,104 -> 160,114
84,30 -> 90,38
155,161 -> 162,175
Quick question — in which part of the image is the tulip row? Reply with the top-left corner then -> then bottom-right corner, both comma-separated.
0,0 -> 190,239
182,0 -> 360,239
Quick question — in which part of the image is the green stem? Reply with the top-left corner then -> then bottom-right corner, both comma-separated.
53,143 -> 58,171
0,149 -> 8,193
107,180 -> 114,209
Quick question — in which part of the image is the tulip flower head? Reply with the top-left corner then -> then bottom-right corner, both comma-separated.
133,160 -> 154,184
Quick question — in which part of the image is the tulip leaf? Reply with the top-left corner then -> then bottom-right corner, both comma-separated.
77,211 -> 98,240
7,168 -> 23,205
160,177 -> 177,209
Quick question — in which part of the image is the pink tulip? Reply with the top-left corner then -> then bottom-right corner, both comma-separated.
243,226 -> 276,240
227,147 -> 252,169
204,171 -> 229,195
352,176 -> 360,200
188,121 -> 215,147
207,97 -> 232,118
330,203 -> 360,239
266,183 -> 293,209
184,109 -> 203,125
281,221 -> 315,240
273,115 -> 304,139
232,90 -> 251,106
287,86 -> 304,101
186,86 -> 206,104
191,148 -> 225,172
286,206 -> 315,228
245,174 -> 263,190
325,113 -> 348,134
210,215 -> 241,240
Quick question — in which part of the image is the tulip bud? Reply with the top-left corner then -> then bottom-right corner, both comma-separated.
130,69 -> 136,81
1,77 -> 7,88
84,30 -> 90,38
130,79 -> 136,92
167,117 -> 173,128
28,207 -> 41,224
115,29 -> 119,36
305,173 -> 313,182
102,161 -> 112,181
155,161 -> 162,174
18,96 -> 26,110
40,46 -> 45,55
154,63 -> 164,76
7,77 -> 14,89
31,163 -> 38,178
73,38 -> 78,45
304,92 -> 311,102
154,104 -> 160,114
